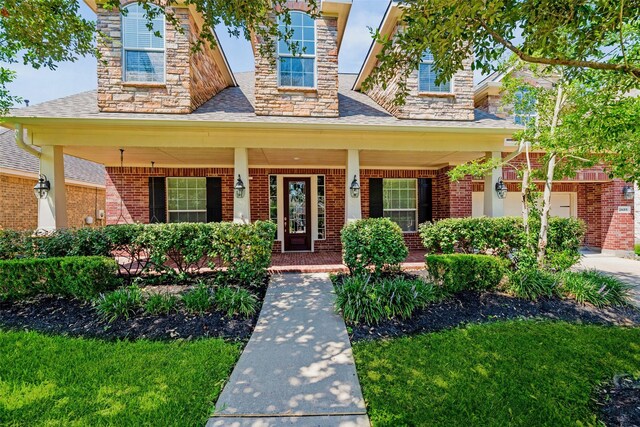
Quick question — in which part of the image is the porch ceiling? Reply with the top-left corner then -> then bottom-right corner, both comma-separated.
359,150 -> 485,168
248,148 -> 347,167
64,146 -> 235,167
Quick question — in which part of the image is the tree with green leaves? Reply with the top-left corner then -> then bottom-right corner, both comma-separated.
363,0 -> 640,103
450,59 -> 640,266
0,0 -> 318,114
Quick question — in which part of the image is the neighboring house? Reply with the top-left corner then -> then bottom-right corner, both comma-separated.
2,1 -> 635,254
0,129 -> 105,230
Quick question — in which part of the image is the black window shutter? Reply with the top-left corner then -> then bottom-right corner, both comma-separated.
369,178 -> 383,218
206,177 -> 223,222
418,178 -> 432,224
148,177 -> 166,223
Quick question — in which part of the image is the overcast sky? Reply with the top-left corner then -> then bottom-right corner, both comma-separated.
7,0 -> 392,106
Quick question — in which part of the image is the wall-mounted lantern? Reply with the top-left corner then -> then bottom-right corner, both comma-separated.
349,175 -> 360,198
33,174 -> 51,199
622,185 -> 635,200
495,177 -> 508,200
234,174 -> 246,198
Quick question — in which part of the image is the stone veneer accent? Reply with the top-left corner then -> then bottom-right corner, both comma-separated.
253,2 -> 339,117
364,27 -> 474,121
0,173 -> 106,230
97,5 -> 228,113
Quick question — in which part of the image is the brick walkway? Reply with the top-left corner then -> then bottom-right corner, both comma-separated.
268,250 -> 426,273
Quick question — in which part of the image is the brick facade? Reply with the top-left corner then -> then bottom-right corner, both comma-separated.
105,167 -> 234,224
97,5 -> 228,113
0,173 -> 106,230
364,27 -> 474,121
253,3 -> 339,117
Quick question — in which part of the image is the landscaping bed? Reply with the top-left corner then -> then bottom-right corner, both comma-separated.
596,375 -> 640,427
348,288 -> 640,341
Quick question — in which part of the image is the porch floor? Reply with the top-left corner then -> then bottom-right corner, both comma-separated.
268,250 -> 427,274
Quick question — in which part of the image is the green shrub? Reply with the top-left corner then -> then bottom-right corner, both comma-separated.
0,256 -> 120,301
209,221 -> 276,287
561,270 -> 631,307
94,285 -> 144,322
425,254 -> 506,293
214,287 -> 258,318
635,244 -> 640,257
144,293 -> 179,315
0,229 -> 33,259
334,276 -> 437,324
505,269 -> 562,300
182,283 -> 213,315
341,218 -> 408,277
419,217 -> 586,270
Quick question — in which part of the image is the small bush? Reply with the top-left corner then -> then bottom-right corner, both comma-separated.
505,269 -> 562,300
561,270 -> 631,307
144,293 -> 179,315
341,218 -> 408,277
182,283 -> 213,315
214,287 -> 258,318
0,256 -> 120,301
94,285 -> 144,322
425,254 -> 506,293
334,276 -> 437,324
635,244 -> 640,257
0,229 -> 32,259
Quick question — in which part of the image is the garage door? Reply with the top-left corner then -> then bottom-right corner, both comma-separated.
472,192 -> 575,218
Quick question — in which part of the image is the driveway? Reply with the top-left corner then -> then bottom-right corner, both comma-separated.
576,253 -> 640,306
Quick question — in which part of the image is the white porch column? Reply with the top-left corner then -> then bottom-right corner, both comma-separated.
483,151 -> 504,217
233,147 -> 250,223
345,149 -> 362,223
38,145 -> 68,230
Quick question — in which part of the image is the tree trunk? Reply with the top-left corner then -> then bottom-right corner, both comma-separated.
536,83 -> 564,266
521,141 -> 532,247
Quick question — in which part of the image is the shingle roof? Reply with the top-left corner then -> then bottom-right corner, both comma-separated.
10,72 -> 517,130
0,129 -> 105,185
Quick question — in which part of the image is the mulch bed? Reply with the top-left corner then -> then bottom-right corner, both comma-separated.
349,290 -> 640,341
0,295 -> 257,341
596,375 -> 640,427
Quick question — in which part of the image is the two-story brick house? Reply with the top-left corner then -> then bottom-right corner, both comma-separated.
4,0 -> 635,254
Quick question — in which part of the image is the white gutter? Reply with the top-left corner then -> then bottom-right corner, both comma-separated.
14,124 -> 40,158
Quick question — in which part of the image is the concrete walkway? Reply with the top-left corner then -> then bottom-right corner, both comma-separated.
207,273 -> 369,427
576,253 -> 640,306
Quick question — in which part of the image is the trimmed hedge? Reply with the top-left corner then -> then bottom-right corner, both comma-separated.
0,222 -> 277,286
419,216 -> 586,269
0,256 -> 120,301
425,254 -> 507,293
341,218 -> 409,277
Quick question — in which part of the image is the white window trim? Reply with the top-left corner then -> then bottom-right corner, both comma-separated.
513,90 -> 538,125
382,178 -> 419,233
121,4 -> 166,84
166,177 -> 207,223
418,56 -> 453,95
276,11 -> 317,89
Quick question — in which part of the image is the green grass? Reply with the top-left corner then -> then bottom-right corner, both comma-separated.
353,321 -> 640,426
0,330 -> 241,426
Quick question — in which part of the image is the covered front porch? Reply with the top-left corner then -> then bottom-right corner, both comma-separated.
269,250 -> 427,273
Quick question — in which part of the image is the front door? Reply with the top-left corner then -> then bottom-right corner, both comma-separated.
284,177 -> 312,251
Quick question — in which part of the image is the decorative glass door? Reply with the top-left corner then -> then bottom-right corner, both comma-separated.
283,177 -> 312,251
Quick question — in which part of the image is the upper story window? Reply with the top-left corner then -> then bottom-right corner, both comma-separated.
122,3 -> 165,83
514,89 -> 537,125
277,12 -> 315,88
418,50 -> 451,93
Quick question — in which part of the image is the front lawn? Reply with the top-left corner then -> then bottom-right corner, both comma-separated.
0,330 -> 240,426
353,321 -> 640,426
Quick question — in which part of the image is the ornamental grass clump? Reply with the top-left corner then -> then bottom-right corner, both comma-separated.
561,270 -> 630,307
505,268 -> 562,300
334,275 -> 437,324
182,283 -> 213,315
214,287 -> 258,318
94,285 -> 144,323
144,293 -> 179,315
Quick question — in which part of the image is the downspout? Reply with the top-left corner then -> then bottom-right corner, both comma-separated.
14,124 -> 40,158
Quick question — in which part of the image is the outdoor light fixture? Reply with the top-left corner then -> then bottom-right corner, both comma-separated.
622,185 -> 635,200
495,177 -> 508,200
33,174 -> 51,199
234,174 -> 246,198
349,175 -> 360,198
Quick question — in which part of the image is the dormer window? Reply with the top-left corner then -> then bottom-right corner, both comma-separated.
514,89 -> 537,125
122,3 -> 165,83
418,50 -> 451,93
277,12 -> 315,88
